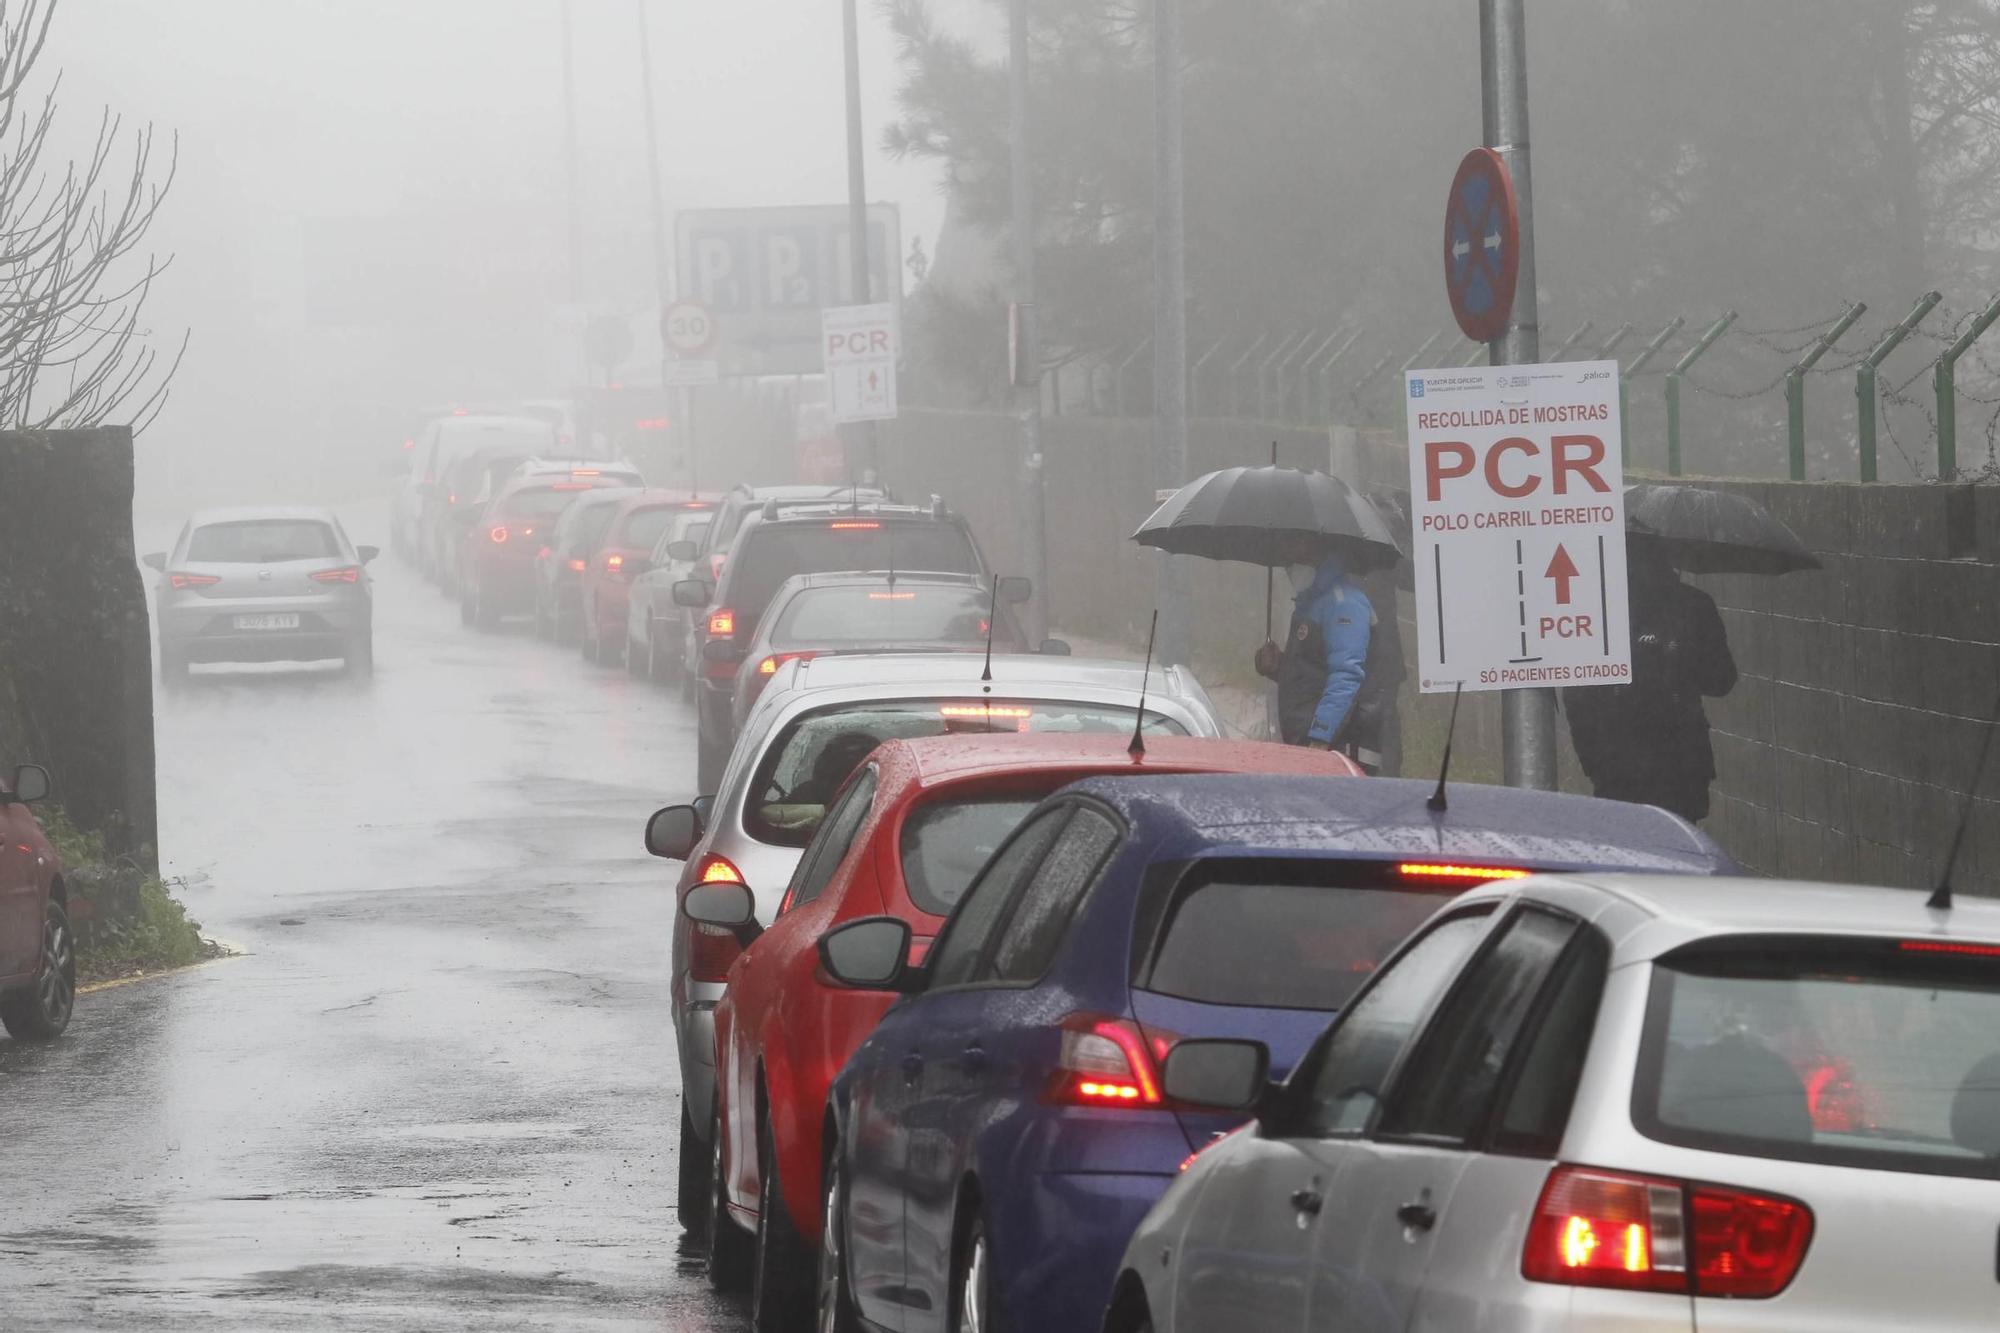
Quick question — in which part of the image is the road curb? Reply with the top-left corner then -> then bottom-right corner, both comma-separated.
78,938 -> 248,996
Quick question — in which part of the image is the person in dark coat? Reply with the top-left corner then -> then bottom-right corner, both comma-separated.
1255,543 -> 1394,770
1564,544 -> 1737,820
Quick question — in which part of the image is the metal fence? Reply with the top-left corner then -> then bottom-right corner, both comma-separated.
1038,290 -> 2000,484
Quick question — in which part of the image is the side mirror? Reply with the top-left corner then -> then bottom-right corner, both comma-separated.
673,579 -> 713,609
356,545 -> 380,565
1039,638 -> 1073,657
817,917 -> 917,992
1163,1039 -> 1271,1113
5,764 -> 50,805
141,552 -> 166,572
683,881 -> 757,933
667,540 -> 699,561
645,804 -> 705,860
997,576 -> 1033,605
702,639 -> 746,665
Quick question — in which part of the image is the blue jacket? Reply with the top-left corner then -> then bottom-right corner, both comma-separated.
1278,557 -> 1373,746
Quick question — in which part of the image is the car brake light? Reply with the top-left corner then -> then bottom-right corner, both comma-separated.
567,557 -> 587,573
606,553 -> 625,577
756,650 -> 818,677
1900,938 -> 2000,958
309,566 -> 362,583
698,856 -> 742,884
708,608 -> 735,637
1523,1165 -> 1811,1300
490,526 -> 509,543
571,468 -> 601,476
685,501 -> 710,509
867,591 -> 917,600
1397,862 -> 1533,884
828,521 -> 880,530
169,572 -> 221,589
1048,1016 -> 1170,1107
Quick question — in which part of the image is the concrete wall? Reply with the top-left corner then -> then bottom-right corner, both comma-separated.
0,428 -> 157,865
873,408 -> 2000,894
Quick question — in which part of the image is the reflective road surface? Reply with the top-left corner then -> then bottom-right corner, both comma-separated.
0,543 -> 743,1331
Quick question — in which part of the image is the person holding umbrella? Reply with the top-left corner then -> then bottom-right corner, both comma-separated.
1563,484 -> 1817,822
1132,460 -> 1405,770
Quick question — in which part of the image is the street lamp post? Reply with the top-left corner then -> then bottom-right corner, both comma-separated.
1152,0 -> 1190,666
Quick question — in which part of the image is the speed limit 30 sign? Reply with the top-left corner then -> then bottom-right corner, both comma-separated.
661,300 -> 716,357
1405,360 -> 1632,693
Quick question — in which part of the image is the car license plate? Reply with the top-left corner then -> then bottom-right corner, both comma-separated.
234,613 -> 299,631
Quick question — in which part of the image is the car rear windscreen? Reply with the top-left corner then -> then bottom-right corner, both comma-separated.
1135,862 -> 1463,1011
746,700 -> 1186,848
619,506 -> 680,550
187,520 -> 339,563
900,796 -> 1041,915
730,523 -> 979,625
503,486 -> 594,519
775,584 -> 997,650
1635,937 -> 2000,1179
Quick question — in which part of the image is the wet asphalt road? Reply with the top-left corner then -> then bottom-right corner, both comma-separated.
0,536 -> 748,1331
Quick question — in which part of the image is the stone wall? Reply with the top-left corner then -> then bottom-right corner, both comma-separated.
0,428 -> 157,866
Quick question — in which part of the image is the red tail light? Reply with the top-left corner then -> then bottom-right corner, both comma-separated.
697,856 -> 742,885
169,572 -> 221,589
755,650 -> 818,677
1398,862 -> 1532,884
708,608 -> 735,637
537,545 -> 553,560
1523,1165 -> 1811,1300
489,526 -> 509,544
605,553 -> 626,579
829,520 -> 881,530
309,566 -> 361,583
1048,1016 -> 1171,1107
567,557 -> 587,573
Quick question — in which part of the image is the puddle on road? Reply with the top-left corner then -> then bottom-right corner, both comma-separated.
371,1120 -> 582,1142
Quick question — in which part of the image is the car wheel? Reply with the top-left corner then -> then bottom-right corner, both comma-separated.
679,1101 -> 712,1243
345,628 -> 374,679
707,1104 -> 753,1292
752,1107 -> 815,1333
950,1211 -> 992,1333
158,643 -> 189,690
815,1150 -> 861,1333
0,900 -> 76,1040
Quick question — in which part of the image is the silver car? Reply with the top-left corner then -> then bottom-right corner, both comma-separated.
641,650 -> 1223,1242
1113,874 -> 2000,1333
146,506 -> 376,683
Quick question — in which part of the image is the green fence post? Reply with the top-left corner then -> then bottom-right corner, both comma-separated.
1937,292 -> 2000,481
1594,322 -> 1636,362
1548,320 -> 1595,362
1621,317 -> 1685,469
1856,290 -> 1940,482
1666,312 -> 1734,476
1784,301 -> 1866,481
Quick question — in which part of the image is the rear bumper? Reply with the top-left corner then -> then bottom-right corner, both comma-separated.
994,1172 -> 1173,1333
467,559 -> 536,608
161,599 -> 368,662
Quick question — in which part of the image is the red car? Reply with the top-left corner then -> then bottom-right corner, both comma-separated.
577,489 -> 717,666
685,734 -> 1363,1321
456,466 -> 633,628
0,763 -> 73,1040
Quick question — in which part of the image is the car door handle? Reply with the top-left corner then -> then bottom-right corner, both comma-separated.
1288,1188 -> 1324,1216
1396,1201 -> 1437,1232
901,1052 -> 924,1083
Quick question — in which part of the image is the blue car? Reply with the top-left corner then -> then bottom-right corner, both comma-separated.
811,773 -> 1736,1333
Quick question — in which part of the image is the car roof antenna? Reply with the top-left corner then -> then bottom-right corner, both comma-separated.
1427,683 -> 1465,813
1930,678 -> 2000,910
1128,610 -> 1160,760
980,575 -> 999,683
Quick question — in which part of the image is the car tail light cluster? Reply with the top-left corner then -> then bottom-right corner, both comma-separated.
1047,1015 -> 1175,1107
756,650 -> 818,677
567,557 -> 587,573
684,855 -> 747,983
1523,1165 -> 1812,1300
169,572 -> 221,589
708,608 -> 735,637
309,566 -> 361,584
490,526 -> 509,544
605,553 -> 627,579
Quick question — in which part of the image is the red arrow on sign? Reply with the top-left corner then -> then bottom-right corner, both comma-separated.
868,370 -> 880,390
1544,544 -> 1579,605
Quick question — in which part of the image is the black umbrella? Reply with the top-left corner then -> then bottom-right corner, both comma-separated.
1626,483 -> 1821,576
1133,465 -> 1404,571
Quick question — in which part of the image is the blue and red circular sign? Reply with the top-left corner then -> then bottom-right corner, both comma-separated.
1444,148 -> 1520,344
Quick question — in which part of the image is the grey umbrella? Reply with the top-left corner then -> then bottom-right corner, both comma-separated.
1626,483 -> 1821,575
1133,465 -> 1404,571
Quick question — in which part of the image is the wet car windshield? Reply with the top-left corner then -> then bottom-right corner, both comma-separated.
186,520 -> 340,563
746,700 -> 1187,847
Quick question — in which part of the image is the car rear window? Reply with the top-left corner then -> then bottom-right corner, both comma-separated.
503,486 -> 594,519
900,796 -> 1042,916
186,520 -> 339,563
619,506 -> 679,550
1135,861 -> 1463,1011
745,700 -> 1186,847
728,522 -> 979,627
774,584 -> 1002,650
1635,936 -> 2000,1179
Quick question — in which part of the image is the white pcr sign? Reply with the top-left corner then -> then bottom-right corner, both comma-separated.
821,303 -> 898,424
1405,360 -> 1631,694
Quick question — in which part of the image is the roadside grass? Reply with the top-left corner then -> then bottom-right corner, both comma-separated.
39,806 -> 220,985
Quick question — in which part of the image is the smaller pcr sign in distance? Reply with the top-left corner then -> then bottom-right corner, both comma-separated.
1405,360 -> 1632,694
822,303 -> 899,424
